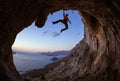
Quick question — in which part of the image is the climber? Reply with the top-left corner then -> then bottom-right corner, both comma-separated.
52,11 -> 71,33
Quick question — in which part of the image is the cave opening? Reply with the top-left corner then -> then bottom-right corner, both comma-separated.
0,0 -> 120,81
12,10 -> 84,74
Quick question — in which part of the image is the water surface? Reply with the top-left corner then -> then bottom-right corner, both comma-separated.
13,53 -> 66,73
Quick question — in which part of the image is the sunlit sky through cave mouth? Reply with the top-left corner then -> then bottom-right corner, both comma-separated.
12,10 -> 84,53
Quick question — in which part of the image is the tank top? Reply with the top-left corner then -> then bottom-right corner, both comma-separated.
64,15 -> 68,20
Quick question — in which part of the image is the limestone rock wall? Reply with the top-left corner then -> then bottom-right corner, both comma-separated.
45,1 -> 120,81
0,0 -> 120,81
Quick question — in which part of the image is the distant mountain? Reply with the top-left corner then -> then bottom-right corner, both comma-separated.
12,50 -> 69,56
50,57 -> 60,61
40,51 -> 69,56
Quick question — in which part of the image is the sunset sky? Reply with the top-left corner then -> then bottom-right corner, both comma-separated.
12,10 -> 84,52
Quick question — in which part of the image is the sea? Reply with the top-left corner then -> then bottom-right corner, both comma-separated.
13,53 -> 67,73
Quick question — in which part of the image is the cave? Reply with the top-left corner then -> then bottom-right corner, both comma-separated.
0,0 -> 120,81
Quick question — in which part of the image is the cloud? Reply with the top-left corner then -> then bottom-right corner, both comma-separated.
42,31 -> 61,38
52,32 -> 61,38
42,30 -> 49,36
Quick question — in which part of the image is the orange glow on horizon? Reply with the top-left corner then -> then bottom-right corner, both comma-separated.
12,45 -> 70,52
12,45 -> 45,52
